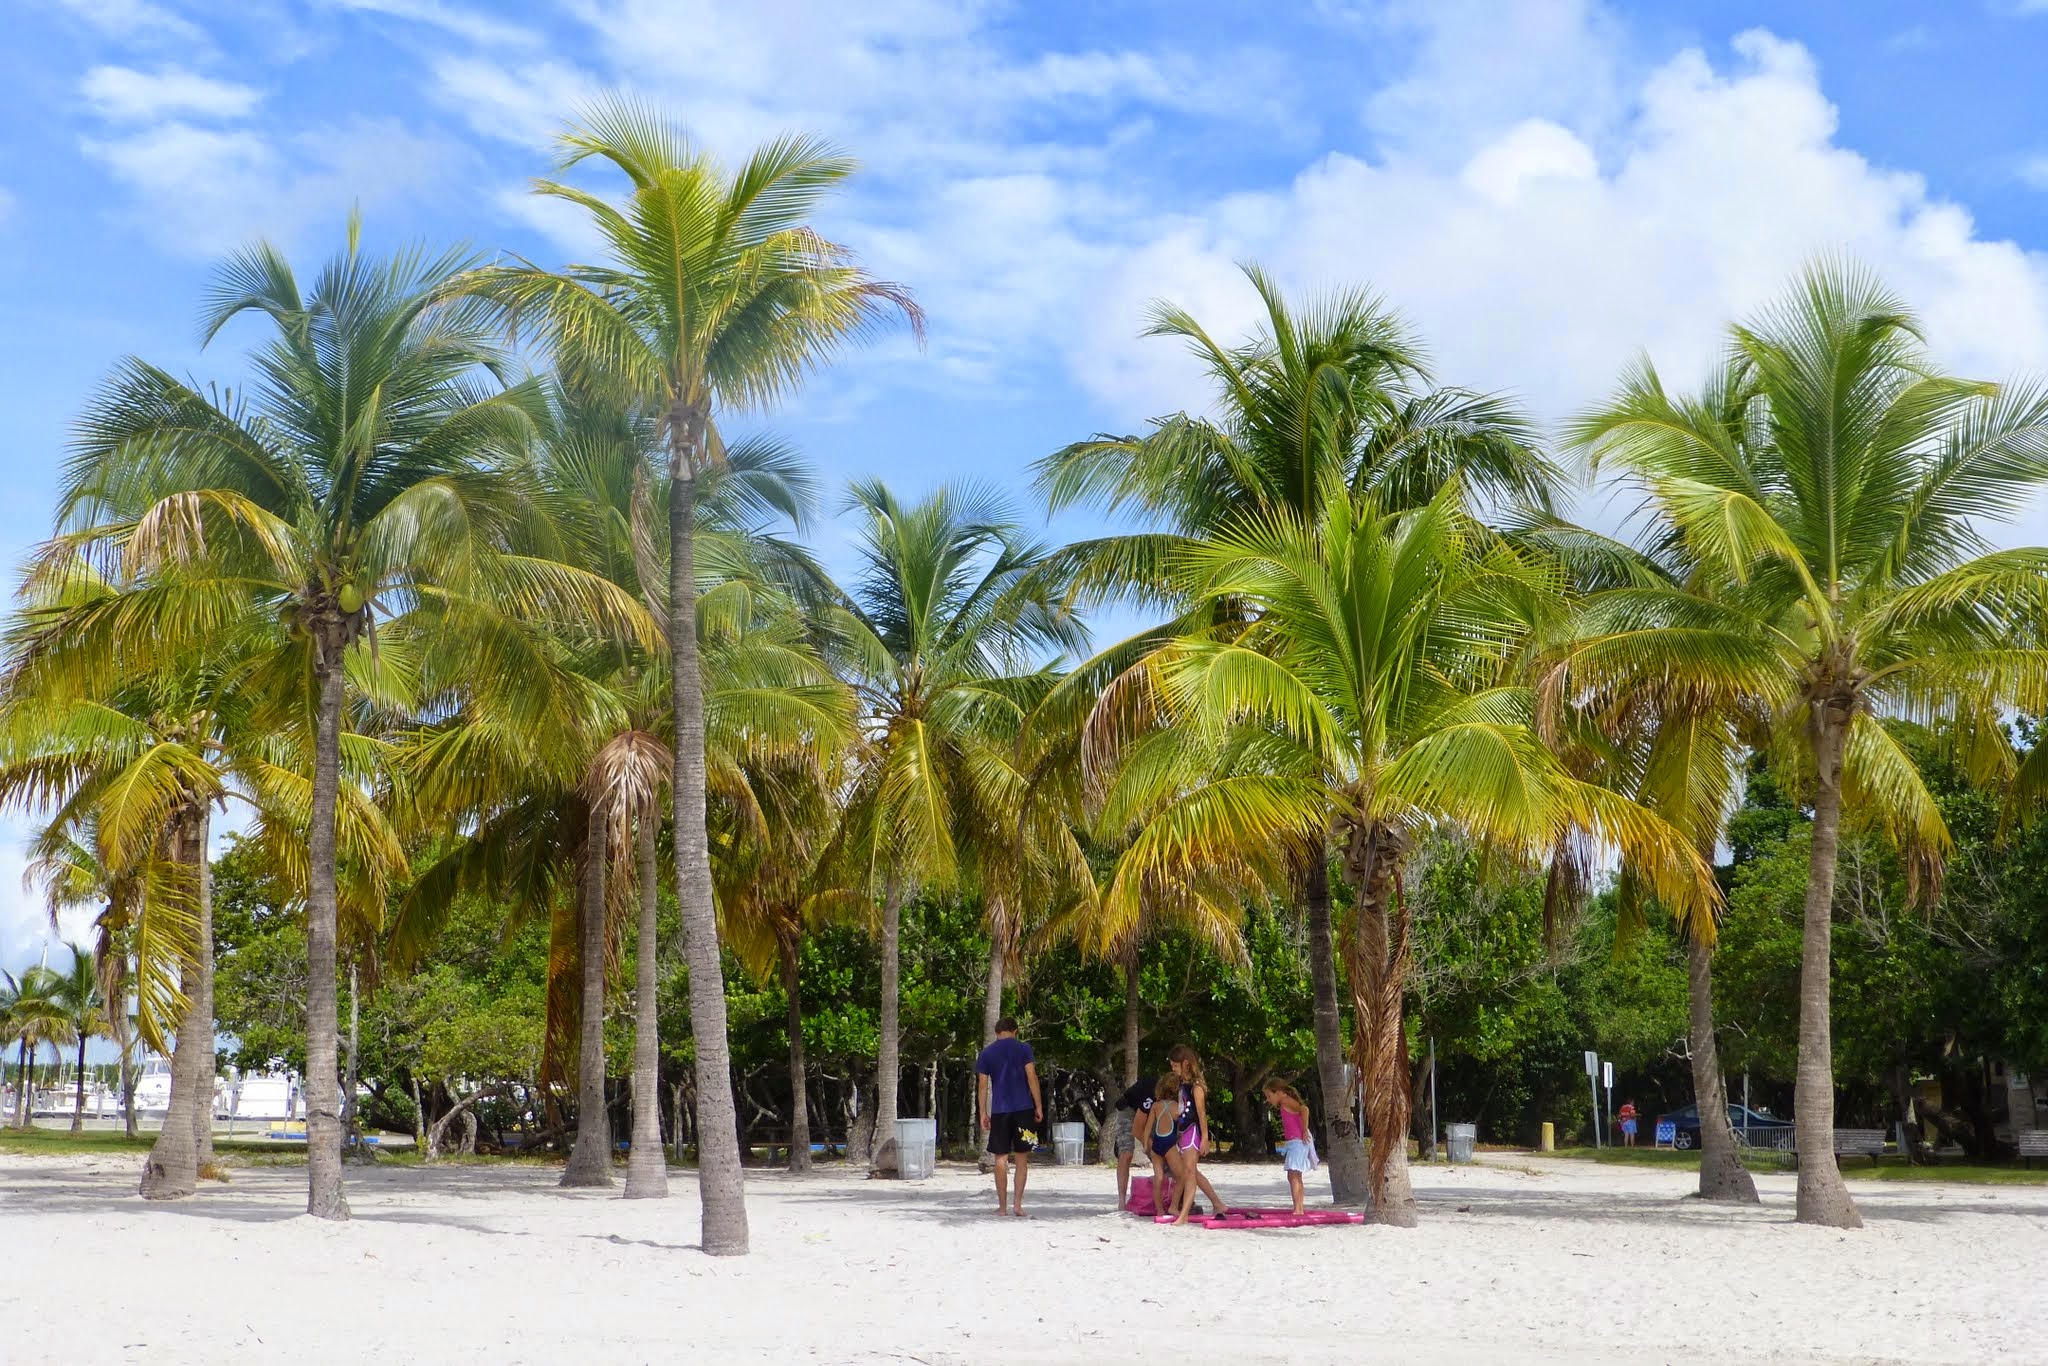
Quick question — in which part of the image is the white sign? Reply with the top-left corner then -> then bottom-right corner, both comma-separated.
1602,1061 -> 1614,1089
1583,1050 -> 1599,1077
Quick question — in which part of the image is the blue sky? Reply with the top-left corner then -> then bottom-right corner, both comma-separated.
4,0 -> 2048,972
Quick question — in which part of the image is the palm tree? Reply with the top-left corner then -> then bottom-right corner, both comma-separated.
1562,260 -> 2048,1228
1035,265 -> 1553,1201
1103,482 -> 1714,1223
712,745 -> 853,1173
457,99 -> 918,1254
1028,680 -> 1267,1086
36,225 -> 639,1220
20,823 -> 146,1138
390,384 -> 837,1194
1525,517 -> 1762,1203
831,480 -> 1082,1173
45,944 -> 107,1134
0,644 -> 233,1192
2,967 -> 75,1128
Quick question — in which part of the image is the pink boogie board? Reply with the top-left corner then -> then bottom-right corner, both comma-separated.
1191,1207 -> 1364,1229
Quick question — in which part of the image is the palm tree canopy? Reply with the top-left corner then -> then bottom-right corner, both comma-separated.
1035,263 -> 1556,608
831,480 -> 1085,898
24,226 -> 651,737
1095,480 -> 1718,934
47,945 -> 105,1040
1562,259 -> 2048,890
1,966 -> 77,1053
454,97 -> 921,470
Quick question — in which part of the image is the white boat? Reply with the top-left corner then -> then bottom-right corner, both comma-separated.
132,1059 -> 174,1123
31,1081 -> 123,1119
225,1063 -> 300,1123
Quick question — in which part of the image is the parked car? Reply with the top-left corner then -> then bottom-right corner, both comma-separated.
1654,1103 -> 1792,1151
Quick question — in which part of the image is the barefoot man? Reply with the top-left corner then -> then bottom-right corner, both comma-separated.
976,1017 -> 1043,1217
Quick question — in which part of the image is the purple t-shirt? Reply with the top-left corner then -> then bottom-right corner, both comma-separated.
975,1037 -> 1035,1114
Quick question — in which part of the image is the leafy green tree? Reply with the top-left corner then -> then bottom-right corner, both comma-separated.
1,966 -> 73,1128
1566,261 -> 2048,1226
31,223 -> 640,1219
1104,482 -> 1712,1223
830,480 -> 1081,1172
46,944 -> 107,1134
458,100 -> 916,1254
1036,265 -> 1553,1203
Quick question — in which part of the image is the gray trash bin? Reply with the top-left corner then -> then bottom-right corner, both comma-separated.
1446,1122 -> 1477,1164
1052,1121 -> 1086,1166
894,1117 -> 936,1180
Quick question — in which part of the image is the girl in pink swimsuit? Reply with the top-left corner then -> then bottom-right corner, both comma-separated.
1263,1079 -> 1317,1215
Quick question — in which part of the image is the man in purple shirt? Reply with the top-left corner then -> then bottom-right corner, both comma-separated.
975,1017 -> 1043,1217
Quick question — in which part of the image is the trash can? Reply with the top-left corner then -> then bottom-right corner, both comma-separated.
1446,1122 -> 1478,1165
1052,1121 -> 1086,1166
894,1117 -> 937,1180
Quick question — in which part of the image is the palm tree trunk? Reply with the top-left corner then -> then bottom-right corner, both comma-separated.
981,929 -> 1005,1047
191,813 -> 215,1174
304,650 -> 350,1220
1305,854 -> 1368,1204
1347,825 -> 1417,1227
13,1039 -> 29,1128
669,451 -> 749,1254
563,807 -> 614,1188
141,807 -> 211,1199
115,988 -> 137,1141
625,808 -> 669,1198
781,934 -> 812,1174
1121,956 -> 1141,1088
340,957 -> 362,1164
1795,700 -> 1861,1229
1687,935 -> 1757,1203
71,1034 -> 87,1135
870,873 -> 905,1176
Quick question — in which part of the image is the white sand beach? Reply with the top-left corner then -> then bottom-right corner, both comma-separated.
5,1152 -> 2045,1365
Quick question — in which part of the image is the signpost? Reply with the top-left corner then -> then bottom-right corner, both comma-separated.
1602,1060 -> 1615,1143
1583,1050 -> 1602,1148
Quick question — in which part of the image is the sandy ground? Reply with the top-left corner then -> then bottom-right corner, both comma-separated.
3,1150 -> 2045,1366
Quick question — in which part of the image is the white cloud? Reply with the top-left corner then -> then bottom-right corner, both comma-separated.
1362,0 -> 1630,159
0,821 -> 96,978
81,65 -> 262,122
2021,156 -> 2048,191
56,0 -> 207,46
83,117 -> 460,258
407,1 -> 2048,550
1068,29 -> 2048,444
429,0 -> 1280,390
431,55 -> 607,149
324,0 -> 539,47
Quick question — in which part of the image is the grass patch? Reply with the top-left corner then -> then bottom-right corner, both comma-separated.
0,1127 -> 289,1160
1544,1144 -> 2048,1184
1552,1146 -> 1709,1167
1853,1161 -> 2048,1186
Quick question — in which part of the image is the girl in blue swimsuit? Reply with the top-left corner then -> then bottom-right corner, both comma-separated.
1145,1075 -> 1196,1221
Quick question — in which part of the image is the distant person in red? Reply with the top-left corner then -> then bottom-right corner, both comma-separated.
976,1017 -> 1043,1217
1618,1100 -> 1639,1147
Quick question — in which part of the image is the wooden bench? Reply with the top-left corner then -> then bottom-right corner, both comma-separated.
1832,1128 -> 1888,1162
2019,1130 -> 2048,1169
